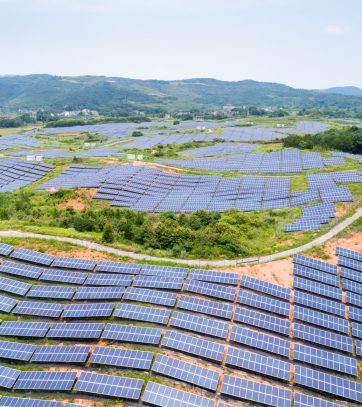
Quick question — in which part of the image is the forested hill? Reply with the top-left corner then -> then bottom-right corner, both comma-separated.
0,74 -> 362,114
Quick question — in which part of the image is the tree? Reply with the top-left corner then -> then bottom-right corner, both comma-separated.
102,224 -> 114,243
132,130 -> 143,137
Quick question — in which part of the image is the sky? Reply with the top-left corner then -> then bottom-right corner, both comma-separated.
0,0 -> 361,89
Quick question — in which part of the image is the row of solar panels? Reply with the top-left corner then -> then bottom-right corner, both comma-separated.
0,332 -> 360,404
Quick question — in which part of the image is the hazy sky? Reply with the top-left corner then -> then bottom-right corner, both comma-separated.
1,0 -> 361,88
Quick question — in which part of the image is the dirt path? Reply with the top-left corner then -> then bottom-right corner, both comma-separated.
0,206 -> 361,268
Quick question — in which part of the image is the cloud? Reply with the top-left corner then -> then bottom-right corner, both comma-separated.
323,24 -> 351,35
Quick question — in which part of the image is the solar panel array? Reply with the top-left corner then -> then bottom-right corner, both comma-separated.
0,245 -> 361,405
157,150 -> 344,173
0,159 -> 54,192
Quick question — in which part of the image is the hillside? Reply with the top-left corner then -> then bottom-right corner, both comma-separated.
323,86 -> 362,97
1,74 -> 362,114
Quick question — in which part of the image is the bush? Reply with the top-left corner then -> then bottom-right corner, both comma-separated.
102,224 -> 114,243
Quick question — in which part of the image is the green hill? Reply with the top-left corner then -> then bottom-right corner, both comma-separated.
0,74 -> 362,114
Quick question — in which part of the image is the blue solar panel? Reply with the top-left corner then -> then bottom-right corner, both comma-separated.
294,365 -> 362,403
170,311 -> 229,338
74,286 -> 124,300
75,372 -> 144,399
183,279 -> 236,301
90,346 -> 154,370
294,263 -> 340,287
152,353 -> 220,391
293,305 -> 349,333
14,371 -> 77,391
161,330 -> 225,362
237,290 -> 291,316
62,303 -> 115,318
114,303 -> 171,324
230,324 -> 291,357
226,346 -> 291,380
294,277 -> 343,300
123,287 -> 177,306
293,323 -> 353,353
52,256 -> 96,271
85,273 -> 132,286
0,365 -> 21,388
352,321 -> 362,338
10,248 -> 54,266
221,375 -> 291,407
0,340 -> 35,361
0,321 -> 49,337
240,275 -> 291,300
0,261 -> 42,279
0,242 -> 14,256
293,343 -> 357,375
31,345 -> 90,363
0,294 -> 17,313
294,291 -> 346,317
176,295 -> 233,319
102,324 -> 162,344
189,269 -> 238,285
142,381 -> 215,407
342,279 -> 362,294
48,323 -> 104,339
337,246 -> 362,262
13,301 -> 64,318
234,306 -> 291,335
293,254 -> 337,274
341,266 -> 362,283
95,261 -> 141,274
294,393 -> 344,407
0,276 -> 30,296
0,397 -> 61,407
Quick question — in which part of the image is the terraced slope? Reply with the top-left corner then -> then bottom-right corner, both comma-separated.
0,242 -> 361,406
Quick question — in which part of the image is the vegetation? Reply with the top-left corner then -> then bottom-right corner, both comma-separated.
1,75 -> 362,116
283,126 -> 362,154
0,188 -> 321,259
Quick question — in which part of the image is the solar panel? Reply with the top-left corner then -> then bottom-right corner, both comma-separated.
349,306 -> 362,322
0,261 -> 42,279
132,275 -> 184,290
234,306 -> 291,335
74,286 -> 124,300
10,248 -> 54,266
294,342 -> 357,375
14,371 -> 77,391
189,269 -> 238,285
341,267 -> 362,283
294,277 -> 343,300
176,295 -> 233,319
142,381 -> 215,407
293,254 -> 337,274
114,303 -> 171,324
62,303 -> 115,318
293,323 -> 353,353
294,393 -> 344,407
161,330 -> 225,362
294,263 -> 340,287
342,279 -> 362,294
0,242 -> 14,256
152,353 -> 220,391
102,324 -> 162,344
226,346 -> 291,380
356,339 -> 362,356
352,321 -> 362,338
0,294 -> 17,313
31,345 -> 90,363
240,275 -> 291,300
90,346 -> 154,370
230,324 -> 291,357
294,365 -> 362,403
221,375 -> 291,407
170,311 -> 229,338
338,255 -> 362,271
346,291 -> 362,307
0,321 -> 49,337
85,273 -> 132,286
293,305 -> 349,333
40,268 -> 87,285
0,276 -> 30,296
13,301 -> 64,318
26,285 -> 75,300
237,290 -> 291,316
75,372 -> 143,399
0,397 -> 61,407
293,291 -> 346,317
0,365 -> 20,388
183,279 -> 236,301
48,323 -> 104,339
336,246 -> 362,262
140,264 -> 188,278
123,287 -> 177,306
52,256 -> 96,271
0,340 -> 35,361
95,261 -> 141,274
